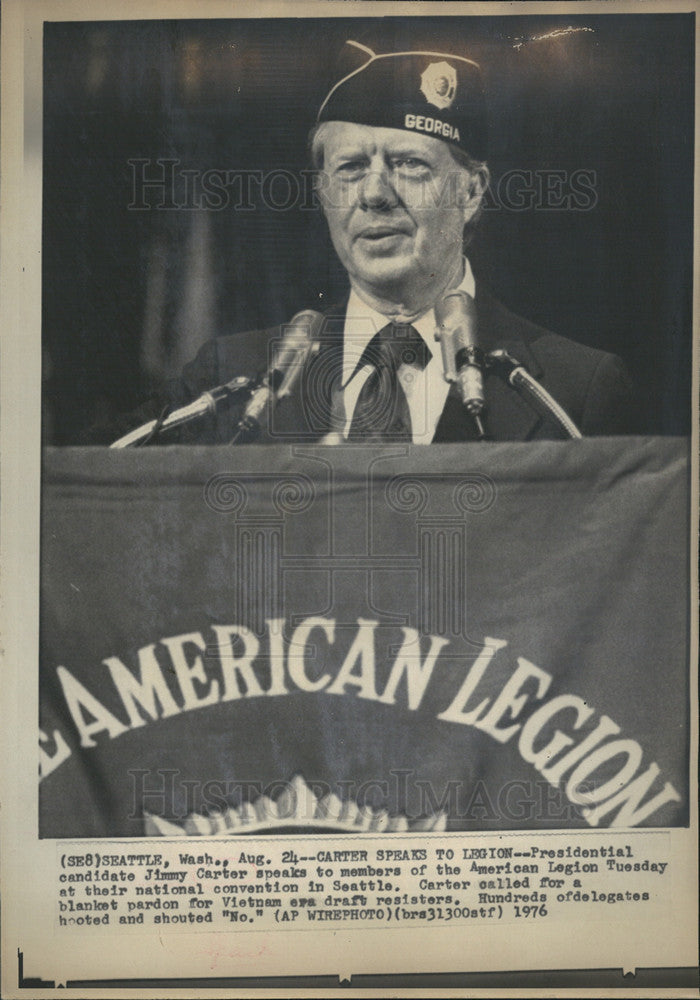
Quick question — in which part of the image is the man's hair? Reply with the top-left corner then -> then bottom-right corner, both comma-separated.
307,122 -> 489,244
308,122 -> 485,173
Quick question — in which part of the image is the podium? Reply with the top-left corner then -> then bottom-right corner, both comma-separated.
39,440 -> 690,837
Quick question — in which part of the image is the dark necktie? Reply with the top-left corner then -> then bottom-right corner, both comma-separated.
347,322 -> 432,442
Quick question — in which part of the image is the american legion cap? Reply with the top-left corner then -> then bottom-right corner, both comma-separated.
317,39 -> 488,160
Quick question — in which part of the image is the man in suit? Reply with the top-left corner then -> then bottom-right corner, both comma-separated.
97,40 -> 636,447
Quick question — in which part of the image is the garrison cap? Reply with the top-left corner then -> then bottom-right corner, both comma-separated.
317,40 -> 488,160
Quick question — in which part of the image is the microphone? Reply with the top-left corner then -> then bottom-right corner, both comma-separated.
434,290 -> 486,438
110,374 -> 254,448
110,309 -> 323,448
231,309 -> 323,442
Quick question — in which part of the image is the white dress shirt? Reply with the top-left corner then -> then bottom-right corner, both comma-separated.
340,259 -> 476,444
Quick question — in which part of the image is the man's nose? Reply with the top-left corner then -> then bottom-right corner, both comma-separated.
359,168 -> 399,210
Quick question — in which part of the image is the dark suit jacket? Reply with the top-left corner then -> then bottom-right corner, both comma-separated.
86,283 -> 638,445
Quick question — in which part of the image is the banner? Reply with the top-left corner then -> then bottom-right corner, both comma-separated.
39,439 -> 689,838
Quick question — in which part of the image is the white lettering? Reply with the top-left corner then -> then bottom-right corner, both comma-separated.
403,114 -> 458,143
581,763 -> 682,828
39,727 -> 72,778
539,714 -> 621,785
160,631 -> 219,711
287,617 -> 334,692
266,618 -> 288,696
436,637 -> 508,724
472,657 -> 551,743
57,665 -> 129,748
104,646 -> 180,727
326,619 -> 378,699
378,628 -> 449,710
519,694 -> 594,770
566,739 -> 643,805
212,625 -> 263,700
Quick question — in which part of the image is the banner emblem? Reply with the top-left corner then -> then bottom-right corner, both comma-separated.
143,774 -> 448,836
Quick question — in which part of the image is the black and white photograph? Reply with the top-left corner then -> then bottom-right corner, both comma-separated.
39,9 -> 692,831
1,0 -> 697,993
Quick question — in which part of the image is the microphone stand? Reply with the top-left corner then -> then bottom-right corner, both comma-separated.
485,350 -> 583,439
110,309 -> 323,449
470,409 -> 487,442
228,384 -> 271,445
110,376 -> 255,448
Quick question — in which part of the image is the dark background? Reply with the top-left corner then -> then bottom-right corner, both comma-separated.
42,14 -> 695,443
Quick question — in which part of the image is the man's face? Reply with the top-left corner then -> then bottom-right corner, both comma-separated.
316,123 -> 480,305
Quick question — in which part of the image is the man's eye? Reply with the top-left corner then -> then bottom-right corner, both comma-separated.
392,157 -> 430,174
335,161 -> 366,178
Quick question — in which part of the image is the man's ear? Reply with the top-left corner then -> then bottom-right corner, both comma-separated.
461,164 -> 490,223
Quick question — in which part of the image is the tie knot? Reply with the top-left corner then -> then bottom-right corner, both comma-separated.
384,322 -> 432,370
351,322 -> 431,381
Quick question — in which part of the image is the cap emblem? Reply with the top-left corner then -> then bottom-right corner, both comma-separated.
420,61 -> 457,110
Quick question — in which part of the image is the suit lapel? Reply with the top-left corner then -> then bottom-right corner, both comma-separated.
433,375 -> 543,443
482,370 -> 543,441
463,283 -> 544,442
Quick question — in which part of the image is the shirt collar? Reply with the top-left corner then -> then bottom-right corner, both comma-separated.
343,258 -> 476,381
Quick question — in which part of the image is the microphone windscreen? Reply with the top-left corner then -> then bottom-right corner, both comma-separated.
434,290 -> 478,349
435,291 -> 484,415
273,310 -> 324,400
